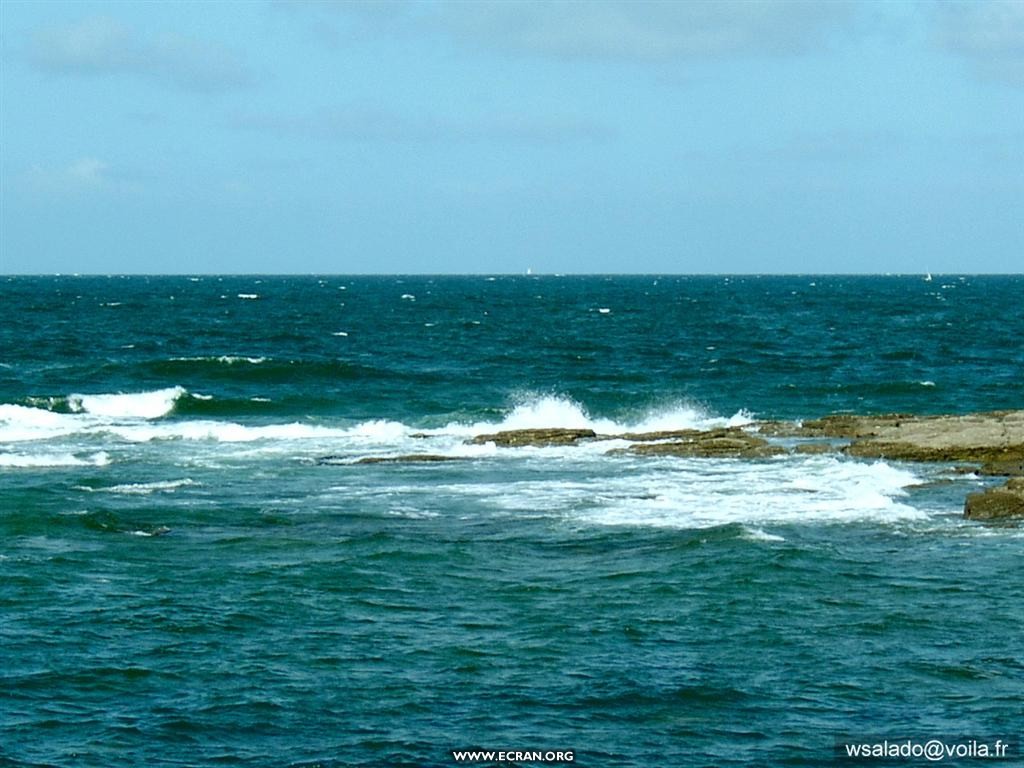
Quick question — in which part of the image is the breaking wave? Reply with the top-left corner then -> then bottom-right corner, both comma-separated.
68,386 -> 187,420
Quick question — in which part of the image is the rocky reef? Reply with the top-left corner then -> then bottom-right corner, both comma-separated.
323,410 -> 1024,521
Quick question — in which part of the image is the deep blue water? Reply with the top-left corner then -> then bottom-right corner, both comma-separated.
1,275 -> 1022,767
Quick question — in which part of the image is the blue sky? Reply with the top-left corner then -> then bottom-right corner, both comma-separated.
1,0 -> 1021,274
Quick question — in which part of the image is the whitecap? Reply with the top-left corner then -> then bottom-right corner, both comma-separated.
742,527 -> 786,543
100,479 -> 195,495
237,293 -> 259,299
0,451 -> 109,468
216,356 -> 266,364
69,386 -> 186,419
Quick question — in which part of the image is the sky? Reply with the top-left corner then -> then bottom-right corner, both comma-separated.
0,0 -> 1021,274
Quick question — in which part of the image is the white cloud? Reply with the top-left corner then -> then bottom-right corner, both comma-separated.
935,1 -> 1024,86
66,157 -> 108,186
28,16 -> 255,92
25,157 -> 137,195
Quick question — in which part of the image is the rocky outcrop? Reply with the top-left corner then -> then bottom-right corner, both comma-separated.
964,478 -> 1024,520
977,459 -> 1024,476
756,411 -> 1024,471
841,411 -> 1024,468
468,428 -> 596,447
616,430 -> 784,459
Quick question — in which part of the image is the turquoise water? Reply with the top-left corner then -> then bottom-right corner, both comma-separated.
2,275 -> 1022,766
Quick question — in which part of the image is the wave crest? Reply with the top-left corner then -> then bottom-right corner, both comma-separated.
68,386 -> 186,420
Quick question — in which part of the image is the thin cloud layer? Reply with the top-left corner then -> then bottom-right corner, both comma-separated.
284,0 -> 859,59
24,157 -> 139,196
232,105 -> 610,145
935,0 -> 1024,86
28,16 -> 254,92
437,0 -> 856,60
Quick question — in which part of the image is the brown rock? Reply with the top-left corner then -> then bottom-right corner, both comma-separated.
796,413 -> 915,438
845,441 -> 1024,465
620,434 -> 785,459
978,459 -> 1024,476
606,429 -> 705,442
964,478 -> 1024,520
469,428 -> 597,447
355,454 -> 463,465
840,410 -> 1024,465
793,442 -> 836,455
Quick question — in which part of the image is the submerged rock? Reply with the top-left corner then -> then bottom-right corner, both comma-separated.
793,442 -> 836,455
319,454 -> 463,465
964,478 -> 1024,521
469,428 -> 596,447
356,454 -> 463,465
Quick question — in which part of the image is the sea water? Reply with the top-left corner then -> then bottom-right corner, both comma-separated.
1,275 -> 1022,766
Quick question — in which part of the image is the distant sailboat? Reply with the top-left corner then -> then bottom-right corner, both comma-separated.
526,267 -> 533,276
924,273 -> 933,282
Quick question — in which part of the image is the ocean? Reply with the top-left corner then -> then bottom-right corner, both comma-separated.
1,275 -> 1022,767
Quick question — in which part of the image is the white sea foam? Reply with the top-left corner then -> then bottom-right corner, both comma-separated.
742,527 -> 786,542
237,293 -> 259,299
171,356 -> 266,365
0,451 -> 109,468
0,404 -> 73,441
440,394 -> 750,437
422,452 -> 928,530
217,356 -> 266,364
100,479 -> 196,495
572,456 -> 926,529
69,386 -> 186,419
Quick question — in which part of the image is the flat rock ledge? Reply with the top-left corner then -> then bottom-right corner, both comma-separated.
964,478 -> 1024,521
759,410 -> 1024,474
